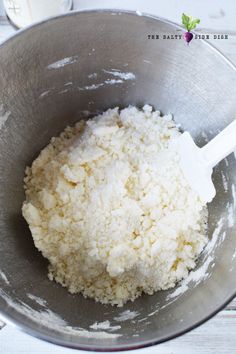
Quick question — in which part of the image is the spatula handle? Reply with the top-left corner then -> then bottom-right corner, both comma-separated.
201,119 -> 236,168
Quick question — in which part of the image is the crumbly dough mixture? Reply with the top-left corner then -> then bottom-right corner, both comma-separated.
22,105 -> 207,306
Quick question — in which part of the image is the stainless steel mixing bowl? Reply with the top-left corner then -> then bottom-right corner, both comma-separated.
0,10 -> 236,352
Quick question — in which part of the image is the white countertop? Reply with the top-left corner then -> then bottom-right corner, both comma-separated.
0,1 -> 236,353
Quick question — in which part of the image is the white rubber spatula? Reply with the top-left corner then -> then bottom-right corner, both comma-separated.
177,119 -> 236,203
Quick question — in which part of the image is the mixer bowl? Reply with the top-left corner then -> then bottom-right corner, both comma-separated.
0,10 -> 236,351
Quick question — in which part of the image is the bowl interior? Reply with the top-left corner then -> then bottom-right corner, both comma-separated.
0,11 -> 236,351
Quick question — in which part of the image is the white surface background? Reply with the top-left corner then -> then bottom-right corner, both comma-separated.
0,1 -> 236,353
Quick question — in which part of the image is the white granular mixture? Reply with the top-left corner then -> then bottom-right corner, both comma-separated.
22,105 -> 207,306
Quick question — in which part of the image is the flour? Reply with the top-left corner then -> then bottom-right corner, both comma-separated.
114,310 -> 139,322
0,289 -> 66,328
90,320 -> 121,331
47,56 -> 78,70
0,105 -> 11,130
167,217 -> 224,300
232,184 -> 236,206
88,73 -> 98,79
58,89 -> 69,95
78,83 -> 105,90
0,289 -> 121,339
77,69 -> 135,91
0,270 -> 9,285
105,79 -> 123,85
227,203 -> 235,227
221,171 -> 228,192
103,69 -> 135,80
64,81 -> 73,86
143,59 -> 151,64
39,90 -> 51,99
27,294 -> 47,307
